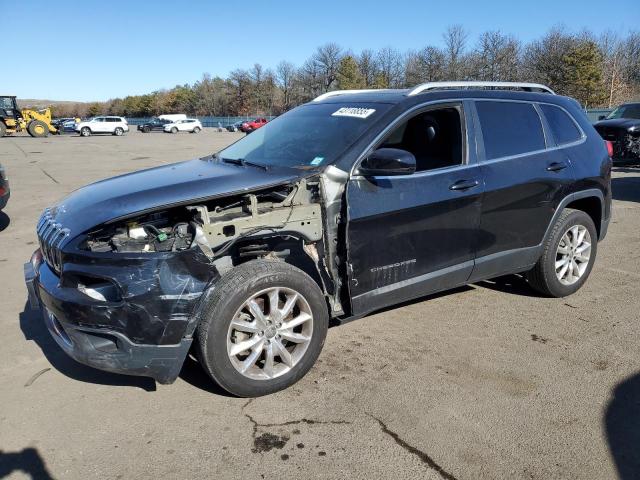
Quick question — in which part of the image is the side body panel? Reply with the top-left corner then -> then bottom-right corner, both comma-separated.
346,101 -> 483,316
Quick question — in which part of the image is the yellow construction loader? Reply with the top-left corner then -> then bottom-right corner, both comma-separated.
0,95 -> 58,137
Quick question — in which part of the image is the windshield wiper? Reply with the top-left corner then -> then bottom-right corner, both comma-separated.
221,157 -> 268,171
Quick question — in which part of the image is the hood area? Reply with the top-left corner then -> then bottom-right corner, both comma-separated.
48,157 -> 303,239
594,118 -> 640,132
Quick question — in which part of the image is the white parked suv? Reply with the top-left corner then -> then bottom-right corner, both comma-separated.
75,116 -> 129,137
164,118 -> 202,134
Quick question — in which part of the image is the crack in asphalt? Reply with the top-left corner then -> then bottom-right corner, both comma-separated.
367,413 -> 458,480
39,168 -> 59,184
8,139 -> 27,158
242,398 -> 351,454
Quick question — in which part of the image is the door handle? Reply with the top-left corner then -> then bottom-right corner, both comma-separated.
449,179 -> 479,191
546,162 -> 568,172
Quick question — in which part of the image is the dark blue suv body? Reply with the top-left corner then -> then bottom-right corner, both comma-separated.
24,83 -> 612,396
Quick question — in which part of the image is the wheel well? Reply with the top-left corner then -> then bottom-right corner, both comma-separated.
566,196 -> 602,237
230,235 -> 325,293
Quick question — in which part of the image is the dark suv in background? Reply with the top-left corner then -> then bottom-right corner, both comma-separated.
25,82 -> 611,397
137,117 -> 172,133
594,102 -> 640,164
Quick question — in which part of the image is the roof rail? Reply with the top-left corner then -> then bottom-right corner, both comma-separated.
313,89 -> 390,102
407,81 -> 555,96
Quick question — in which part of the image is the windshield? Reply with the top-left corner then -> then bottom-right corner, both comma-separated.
218,103 -> 390,168
607,104 -> 640,120
0,97 -> 15,110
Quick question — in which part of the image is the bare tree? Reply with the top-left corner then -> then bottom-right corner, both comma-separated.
376,47 -> 404,87
312,43 -> 343,92
471,31 -> 521,81
443,24 -> 469,79
356,49 -> 379,87
405,46 -> 447,85
276,60 -> 296,110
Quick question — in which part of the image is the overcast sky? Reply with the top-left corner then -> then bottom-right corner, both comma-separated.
2,0 -> 638,101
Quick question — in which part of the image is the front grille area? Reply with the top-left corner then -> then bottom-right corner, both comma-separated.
37,208 -> 70,274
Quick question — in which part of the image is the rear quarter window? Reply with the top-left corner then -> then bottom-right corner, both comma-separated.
539,104 -> 582,145
476,101 -> 546,160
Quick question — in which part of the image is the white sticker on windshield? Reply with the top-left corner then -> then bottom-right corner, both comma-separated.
332,107 -> 376,119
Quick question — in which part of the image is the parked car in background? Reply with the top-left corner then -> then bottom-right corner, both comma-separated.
158,114 -> 187,122
75,116 -> 129,137
241,117 -> 268,133
51,117 -> 74,129
594,102 -> 640,164
60,119 -> 78,133
226,120 -> 245,132
163,118 -> 202,134
24,82 -> 612,397
138,118 -> 172,133
0,164 -> 9,211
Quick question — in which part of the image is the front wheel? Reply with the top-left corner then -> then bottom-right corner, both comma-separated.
196,260 -> 328,397
171,127 -> 178,134
80,127 -> 91,137
27,120 -> 49,137
192,126 -> 201,134
526,208 -> 598,297
113,127 -> 124,136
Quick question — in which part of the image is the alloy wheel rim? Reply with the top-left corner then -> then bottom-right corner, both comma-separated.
555,225 -> 591,285
227,286 -> 313,380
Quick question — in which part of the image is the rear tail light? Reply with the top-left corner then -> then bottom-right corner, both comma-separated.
605,140 -> 614,158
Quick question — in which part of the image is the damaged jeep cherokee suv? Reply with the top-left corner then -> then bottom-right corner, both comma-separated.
24,82 -> 612,397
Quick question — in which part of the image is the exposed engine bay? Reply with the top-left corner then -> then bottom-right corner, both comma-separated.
81,171 -> 348,316
83,179 -> 323,256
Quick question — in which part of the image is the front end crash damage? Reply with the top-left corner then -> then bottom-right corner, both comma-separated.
29,173 -> 350,383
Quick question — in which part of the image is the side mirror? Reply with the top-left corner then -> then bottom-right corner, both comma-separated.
358,148 -> 416,176
598,115 -> 606,120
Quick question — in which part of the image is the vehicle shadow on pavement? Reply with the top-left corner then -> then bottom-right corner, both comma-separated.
0,211 -> 9,232
611,175 -> 640,203
605,371 -> 640,479
178,354 -> 234,397
19,302 -> 157,391
475,274 -> 543,298
0,447 -> 54,480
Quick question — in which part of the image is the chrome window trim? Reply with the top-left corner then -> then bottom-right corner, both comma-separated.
348,97 -> 588,179
536,102 -> 587,147
472,98 -> 587,165
349,99 -> 470,179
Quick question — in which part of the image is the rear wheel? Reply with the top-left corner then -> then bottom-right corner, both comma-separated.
113,127 -> 124,136
196,260 -> 328,397
0,122 -> 6,137
27,120 -> 49,138
80,127 -> 91,137
526,208 -> 598,297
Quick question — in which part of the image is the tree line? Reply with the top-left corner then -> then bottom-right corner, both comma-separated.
49,25 -> 640,119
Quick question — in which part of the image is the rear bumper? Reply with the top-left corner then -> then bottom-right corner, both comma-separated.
24,258 -> 194,384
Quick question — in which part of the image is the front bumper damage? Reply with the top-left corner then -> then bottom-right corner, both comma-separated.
24,247 -> 219,384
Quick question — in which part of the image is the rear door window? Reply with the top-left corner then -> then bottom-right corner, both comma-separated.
476,101 -> 546,160
539,104 -> 582,145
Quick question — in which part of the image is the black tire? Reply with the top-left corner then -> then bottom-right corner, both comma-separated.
192,126 -> 201,134
143,126 -> 151,133
0,122 -> 6,137
196,260 -> 329,397
526,208 -> 598,297
171,127 -> 178,134
27,120 -> 49,138
80,127 -> 91,137
113,127 -> 124,136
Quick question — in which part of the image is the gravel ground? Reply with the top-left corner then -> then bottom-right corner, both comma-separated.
0,129 -> 638,479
